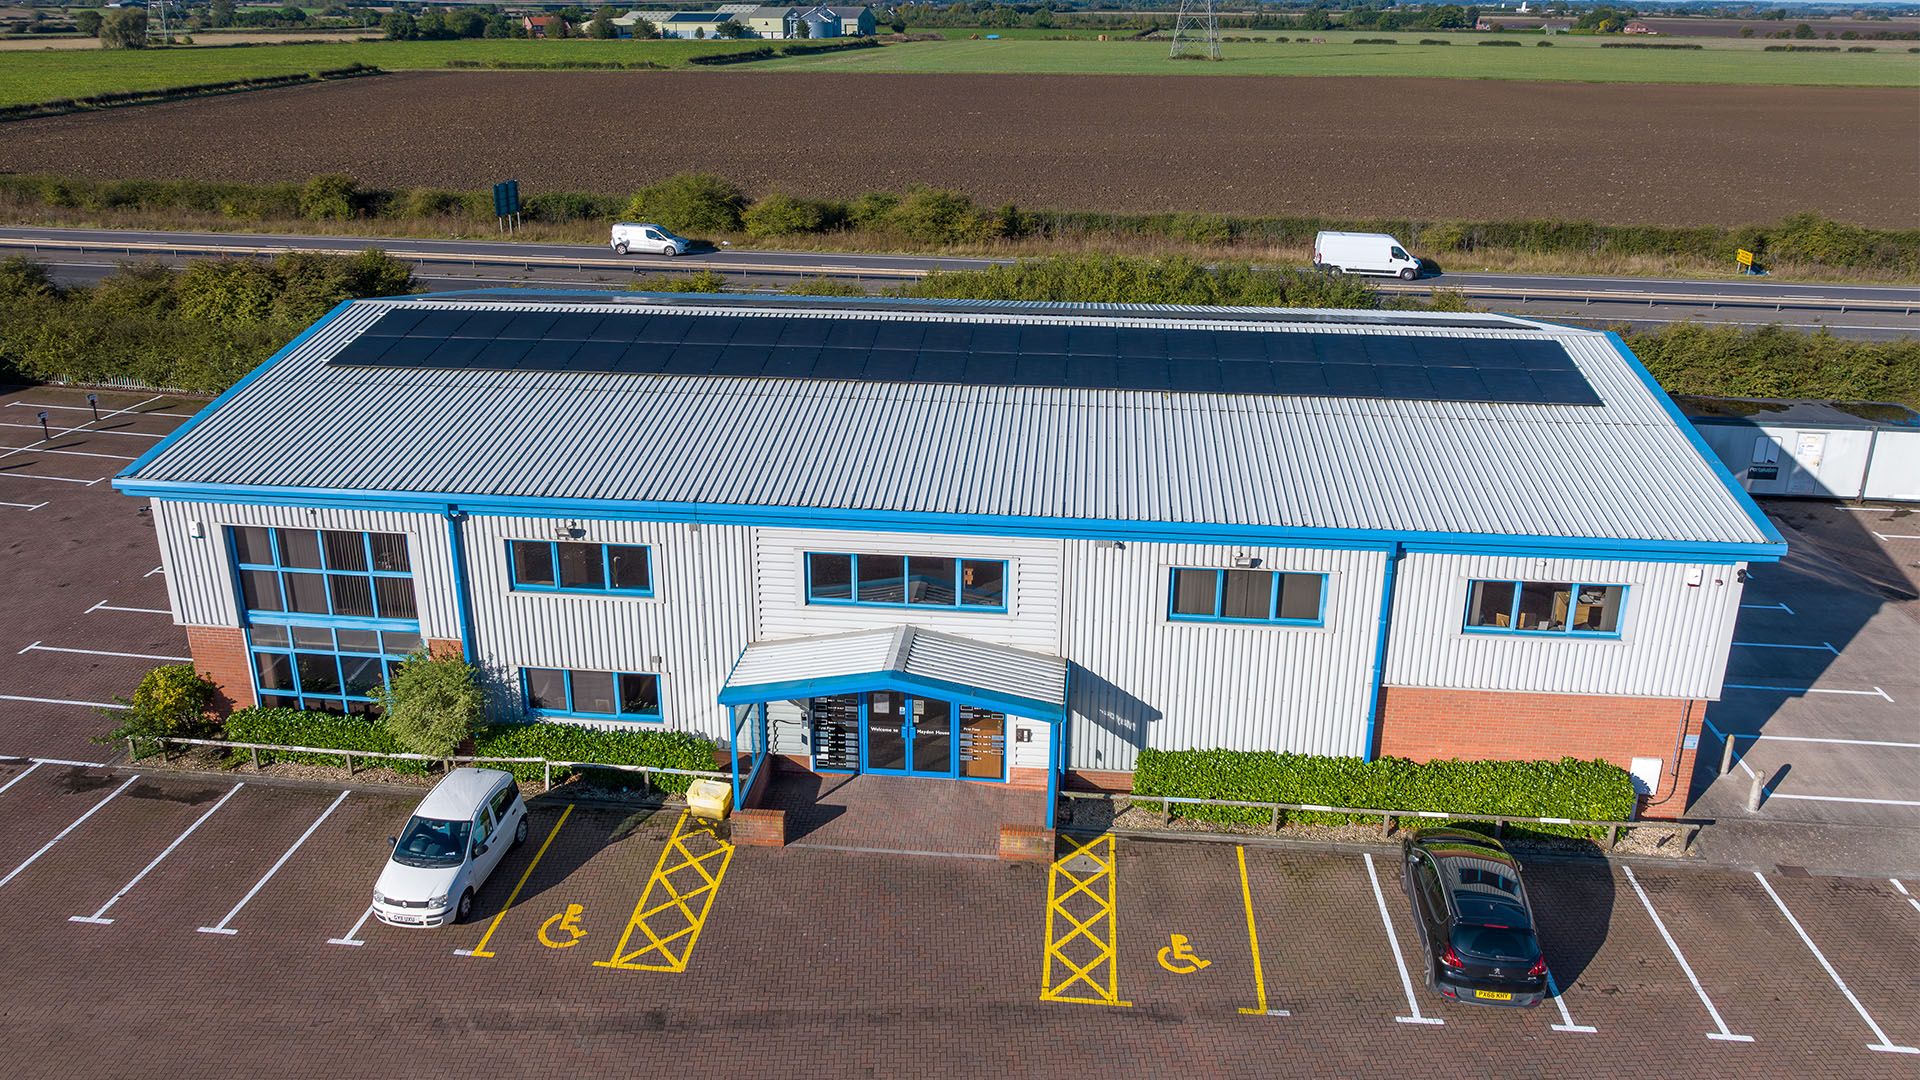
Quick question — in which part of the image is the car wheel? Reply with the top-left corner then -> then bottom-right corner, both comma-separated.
660,245 -> 676,257
1399,267 -> 1417,280
1328,266 -> 1343,275
513,816 -> 528,846
614,241 -> 629,256
455,888 -> 474,924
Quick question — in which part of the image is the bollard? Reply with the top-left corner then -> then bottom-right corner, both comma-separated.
1746,772 -> 1765,812
1720,734 -> 1736,776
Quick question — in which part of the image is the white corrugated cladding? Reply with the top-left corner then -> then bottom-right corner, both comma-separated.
724,625 -> 1069,711
727,628 -> 898,688
150,498 -> 458,638
752,527 -> 1061,652
461,515 -> 753,739
1061,541 -> 1388,772
1384,554 -> 1746,699
126,298 -> 1772,547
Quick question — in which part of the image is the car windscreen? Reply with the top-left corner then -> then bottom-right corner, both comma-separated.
1451,923 -> 1539,963
391,816 -> 471,869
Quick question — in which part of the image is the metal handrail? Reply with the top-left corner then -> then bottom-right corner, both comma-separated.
131,735 -> 729,793
1059,789 -> 1702,851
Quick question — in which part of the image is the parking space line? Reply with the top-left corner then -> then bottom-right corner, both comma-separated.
0,760 -> 45,797
1702,719 -> 1756,779
593,809 -> 736,974
1037,832 -> 1129,1008
144,566 -> 165,578
1731,640 -> 1838,655
0,775 -> 140,890
72,782 -> 244,926
199,790 -> 349,936
1620,866 -> 1752,1043
1873,533 -> 1920,542
1724,683 -> 1894,702
1892,879 -> 1920,917
86,601 -> 172,616
0,694 -> 127,710
1752,872 -> 1919,1054
0,500 -> 48,511
1235,846 -> 1288,1018
1361,852 -> 1443,1026
1768,793 -> 1920,808
7,401 -> 195,420
0,421 -> 163,439
1739,602 -> 1794,614
458,803 -> 573,959
0,472 -> 103,485
0,394 -> 162,466
20,642 -> 192,663
21,447 -> 138,463
327,906 -> 375,947
1545,972 -> 1597,1033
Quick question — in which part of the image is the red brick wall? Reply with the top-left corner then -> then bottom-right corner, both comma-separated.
427,638 -> 463,660
185,625 -> 252,715
1375,686 -> 1706,818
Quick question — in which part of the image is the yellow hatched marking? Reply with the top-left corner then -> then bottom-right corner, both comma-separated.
1041,833 -> 1131,1007
593,810 -> 735,973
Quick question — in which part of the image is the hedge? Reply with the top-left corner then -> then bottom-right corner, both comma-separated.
218,708 -> 719,793
1131,748 -> 1639,838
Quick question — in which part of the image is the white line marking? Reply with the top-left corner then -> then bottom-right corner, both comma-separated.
72,782 -> 243,925
0,421 -> 164,439
31,757 -> 109,768
1703,718 -> 1757,779
7,401 -> 196,420
0,693 -> 126,710
1711,729 -> 1920,750
1731,640 -> 1839,655
0,760 -> 45,797
23,643 -> 191,663
0,471 -> 101,485
1546,971 -> 1597,1033
1739,602 -> 1794,614
328,905 -> 375,947
0,394 -> 163,468
1874,533 -> 1920,542
85,601 -> 172,615
15,640 -> 35,654
1753,872 -> 1919,1054
200,790 -> 349,936
1621,865 -> 1753,1042
0,775 -> 139,889
0,499 -> 48,511
1768,793 -> 1920,807
144,565 -> 164,577
1724,683 -> 1894,702
1362,852 -> 1443,1026
14,447 -> 139,463
1890,879 -> 1920,916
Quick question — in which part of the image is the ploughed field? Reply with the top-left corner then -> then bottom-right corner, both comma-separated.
5,70 -> 1915,228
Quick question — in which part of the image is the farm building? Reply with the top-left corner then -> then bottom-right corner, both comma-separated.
114,293 -> 1782,827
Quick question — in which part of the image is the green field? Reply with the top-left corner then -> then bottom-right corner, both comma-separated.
762,31 -> 1920,86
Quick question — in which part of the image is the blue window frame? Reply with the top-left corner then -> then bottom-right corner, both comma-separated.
230,526 -> 416,621
1167,567 -> 1326,626
248,622 -> 425,716
804,552 -> 1008,612
1464,579 -> 1626,637
507,540 -> 653,597
522,667 -> 663,722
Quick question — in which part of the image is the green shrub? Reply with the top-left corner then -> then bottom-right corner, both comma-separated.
631,269 -> 729,293
885,186 -> 1000,244
222,706 -> 428,773
396,187 -> 485,219
845,190 -> 901,230
298,174 -> 359,221
176,258 -> 278,327
622,172 -> 746,235
903,254 -> 1378,308
373,652 -> 486,759
1132,748 -> 1638,838
473,723 -> 718,793
781,276 -> 869,296
742,192 -> 835,237
1627,322 -> 1920,406
104,664 -> 218,743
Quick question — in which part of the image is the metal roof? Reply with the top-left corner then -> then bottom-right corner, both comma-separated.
718,626 -> 1069,720
118,293 -> 1782,553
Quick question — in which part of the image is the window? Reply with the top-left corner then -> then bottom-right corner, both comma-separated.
248,622 -> 423,715
230,527 -> 416,621
507,541 -> 653,597
805,552 -> 1008,612
1167,568 -> 1326,626
1465,579 -> 1625,636
521,667 -> 663,722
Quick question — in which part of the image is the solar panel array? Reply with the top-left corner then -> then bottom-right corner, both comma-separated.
329,306 -> 1603,405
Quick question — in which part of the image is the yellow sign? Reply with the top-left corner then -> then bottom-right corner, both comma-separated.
1157,933 -> 1212,974
539,903 -> 587,949
1736,248 -> 1755,267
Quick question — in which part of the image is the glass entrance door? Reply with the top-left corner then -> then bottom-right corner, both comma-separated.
864,691 -> 907,772
860,691 -> 959,776
910,697 -> 955,777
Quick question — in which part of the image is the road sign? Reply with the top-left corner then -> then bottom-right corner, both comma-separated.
492,180 -> 521,218
1736,248 -> 1754,267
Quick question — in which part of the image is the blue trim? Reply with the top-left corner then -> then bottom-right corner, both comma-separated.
505,539 -> 654,598
804,552 -> 1009,613
1165,567 -> 1329,626
1460,578 -> 1628,638
115,480 -> 1786,565
522,667 -> 665,723
117,299 -> 358,482
245,611 -> 421,634
719,672 -> 1064,725
1361,544 -> 1400,762
444,508 -> 478,661
1603,331 -> 1785,552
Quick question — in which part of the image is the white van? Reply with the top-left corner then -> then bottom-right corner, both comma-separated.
610,221 -> 688,257
372,768 -> 527,928
1314,231 -> 1424,280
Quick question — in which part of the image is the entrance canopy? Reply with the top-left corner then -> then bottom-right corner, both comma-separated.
718,626 -> 1068,723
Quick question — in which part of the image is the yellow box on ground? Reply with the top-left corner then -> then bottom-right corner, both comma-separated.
687,779 -> 732,821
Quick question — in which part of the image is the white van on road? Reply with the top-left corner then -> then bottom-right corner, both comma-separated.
1314,231 -> 1425,280
372,768 -> 527,928
610,222 -> 689,257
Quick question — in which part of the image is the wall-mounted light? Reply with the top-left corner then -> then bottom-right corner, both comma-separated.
552,520 -> 583,540
1232,554 -> 1260,569
188,520 -> 205,539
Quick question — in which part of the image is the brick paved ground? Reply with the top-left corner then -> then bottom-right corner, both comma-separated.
765,770 -> 1046,856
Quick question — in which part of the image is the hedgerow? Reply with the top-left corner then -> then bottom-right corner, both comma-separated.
223,706 -> 427,773
1131,748 -> 1638,838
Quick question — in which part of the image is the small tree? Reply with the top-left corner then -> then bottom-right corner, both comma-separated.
588,11 -> 616,37
75,9 -> 103,35
794,18 -> 809,37
99,8 -> 148,48
629,15 -> 655,37
714,16 -> 747,37
299,173 -> 359,220
103,665 -> 218,744
382,11 -> 418,39
623,172 -> 747,234
374,652 -> 486,759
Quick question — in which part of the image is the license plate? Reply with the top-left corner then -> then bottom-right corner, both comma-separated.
1474,990 -> 1513,1001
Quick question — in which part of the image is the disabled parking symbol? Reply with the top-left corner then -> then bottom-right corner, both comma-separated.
1157,933 -> 1211,974
538,904 -> 587,949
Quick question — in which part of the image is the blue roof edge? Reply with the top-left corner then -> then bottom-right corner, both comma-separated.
1602,330 -> 1787,554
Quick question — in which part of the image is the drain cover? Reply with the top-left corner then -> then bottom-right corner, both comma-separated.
1061,853 -> 1104,874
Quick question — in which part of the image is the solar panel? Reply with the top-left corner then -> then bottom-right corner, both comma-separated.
333,307 -> 1602,406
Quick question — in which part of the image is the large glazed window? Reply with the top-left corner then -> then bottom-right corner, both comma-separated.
805,552 -> 1009,612
1464,579 -> 1626,636
507,540 -> 654,597
521,667 -> 663,722
248,623 -> 425,715
1167,568 -> 1326,626
230,527 -> 416,620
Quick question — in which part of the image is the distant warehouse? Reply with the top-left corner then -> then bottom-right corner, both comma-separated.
115,293 -> 1783,819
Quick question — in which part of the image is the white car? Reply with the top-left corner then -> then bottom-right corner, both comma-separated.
372,768 -> 527,928
610,221 -> 689,257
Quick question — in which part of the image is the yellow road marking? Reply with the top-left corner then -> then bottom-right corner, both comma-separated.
593,809 -> 735,973
1041,833 -> 1131,1008
1236,845 -> 1280,1017
463,803 -> 573,960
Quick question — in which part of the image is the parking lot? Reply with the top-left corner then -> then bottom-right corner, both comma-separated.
3,383 -> 1919,1074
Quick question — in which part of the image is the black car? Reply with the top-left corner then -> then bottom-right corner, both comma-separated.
1400,828 -> 1549,1007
